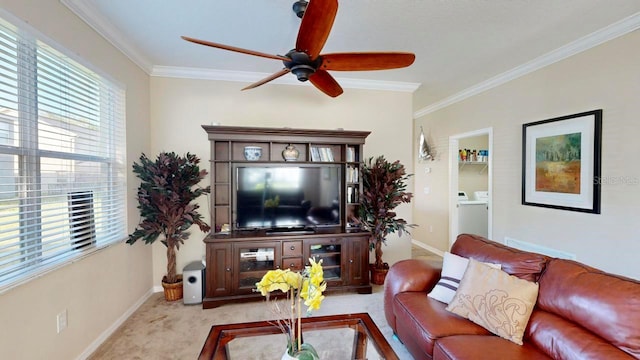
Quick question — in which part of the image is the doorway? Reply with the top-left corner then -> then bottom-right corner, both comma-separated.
448,128 -> 493,248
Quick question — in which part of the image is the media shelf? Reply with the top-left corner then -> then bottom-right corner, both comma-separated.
201,125 -> 372,308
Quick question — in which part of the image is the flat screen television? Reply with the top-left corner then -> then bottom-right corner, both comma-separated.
233,164 -> 341,230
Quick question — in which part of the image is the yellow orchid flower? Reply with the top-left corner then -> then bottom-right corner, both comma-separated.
283,270 -> 302,289
307,258 -> 324,287
255,269 -> 303,295
256,257 -> 327,357
304,293 -> 325,310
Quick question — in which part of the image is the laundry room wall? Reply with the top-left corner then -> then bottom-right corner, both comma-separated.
458,135 -> 489,197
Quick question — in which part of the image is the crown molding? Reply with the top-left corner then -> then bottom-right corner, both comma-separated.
152,66 -> 421,92
61,0 -> 153,73
414,11 -> 640,119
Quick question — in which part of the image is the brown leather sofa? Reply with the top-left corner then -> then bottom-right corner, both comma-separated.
384,234 -> 640,359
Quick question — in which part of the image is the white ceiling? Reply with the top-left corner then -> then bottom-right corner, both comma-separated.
62,0 -> 640,109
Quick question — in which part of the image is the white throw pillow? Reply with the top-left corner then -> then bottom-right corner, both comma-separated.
427,252 -> 500,304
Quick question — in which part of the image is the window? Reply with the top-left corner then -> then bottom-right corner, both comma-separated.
0,16 -> 126,290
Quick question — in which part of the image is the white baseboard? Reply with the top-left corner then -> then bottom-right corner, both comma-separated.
411,239 -> 445,257
76,288 -> 155,360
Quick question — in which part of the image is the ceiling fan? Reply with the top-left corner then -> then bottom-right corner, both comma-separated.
182,0 -> 415,97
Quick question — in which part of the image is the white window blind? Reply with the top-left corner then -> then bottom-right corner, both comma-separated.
0,16 -> 126,290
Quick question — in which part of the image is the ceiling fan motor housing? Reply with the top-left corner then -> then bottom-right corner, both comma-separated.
284,50 -> 322,81
292,0 -> 308,18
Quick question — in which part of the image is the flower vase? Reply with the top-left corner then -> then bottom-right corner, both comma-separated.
282,343 -> 320,359
281,350 -> 297,360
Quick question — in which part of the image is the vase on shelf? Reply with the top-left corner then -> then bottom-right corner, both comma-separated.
243,146 -> 262,161
282,144 -> 300,161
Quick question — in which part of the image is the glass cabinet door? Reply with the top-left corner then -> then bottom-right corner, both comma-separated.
307,238 -> 342,283
236,243 -> 278,292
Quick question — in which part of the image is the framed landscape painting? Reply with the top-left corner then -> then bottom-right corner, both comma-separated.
522,110 -> 602,214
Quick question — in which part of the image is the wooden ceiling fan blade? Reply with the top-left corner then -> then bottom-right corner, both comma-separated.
309,69 -> 343,97
181,36 -> 290,61
320,52 -> 415,71
242,69 -> 290,90
296,0 -> 338,60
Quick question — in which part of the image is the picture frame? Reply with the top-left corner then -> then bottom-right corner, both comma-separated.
522,109 -> 602,214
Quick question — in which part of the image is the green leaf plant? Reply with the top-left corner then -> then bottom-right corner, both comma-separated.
127,152 -> 211,284
355,156 -> 415,270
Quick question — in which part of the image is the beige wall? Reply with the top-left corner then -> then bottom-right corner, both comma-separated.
0,1 -> 152,359
413,30 -> 640,280
149,77 -> 415,284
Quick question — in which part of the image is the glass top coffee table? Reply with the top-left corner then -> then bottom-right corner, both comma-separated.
198,312 -> 399,360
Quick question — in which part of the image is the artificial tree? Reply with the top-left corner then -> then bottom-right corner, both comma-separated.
127,152 -> 211,294
356,156 -> 414,277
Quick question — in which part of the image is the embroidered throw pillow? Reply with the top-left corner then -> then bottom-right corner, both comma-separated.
427,252 -> 500,304
446,258 -> 539,345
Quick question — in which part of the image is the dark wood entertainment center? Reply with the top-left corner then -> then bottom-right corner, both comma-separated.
201,125 -> 372,308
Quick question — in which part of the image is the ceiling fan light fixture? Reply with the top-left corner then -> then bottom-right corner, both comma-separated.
290,64 -> 315,81
292,0 -> 308,18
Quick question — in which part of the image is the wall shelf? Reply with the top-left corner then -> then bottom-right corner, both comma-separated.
458,161 -> 488,174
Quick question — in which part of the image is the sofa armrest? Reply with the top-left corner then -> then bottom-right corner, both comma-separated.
384,259 -> 442,332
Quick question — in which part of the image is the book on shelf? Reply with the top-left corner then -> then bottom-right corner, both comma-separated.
346,147 -> 356,162
346,166 -> 359,183
347,186 -> 358,203
320,147 -> 329,162
310,147 -> 321,161
311,146 -> 334,162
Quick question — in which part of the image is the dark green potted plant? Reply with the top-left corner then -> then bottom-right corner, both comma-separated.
356,156 -> 415,285
127,152 -> 211,301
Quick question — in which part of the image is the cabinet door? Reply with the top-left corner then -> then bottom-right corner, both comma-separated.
305,237 -> 343,285
234,242 -> 280,294
206,243 -> 232,297
345,236 -> 369,286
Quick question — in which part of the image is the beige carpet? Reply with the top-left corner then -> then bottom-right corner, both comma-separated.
88,285 -> 414,359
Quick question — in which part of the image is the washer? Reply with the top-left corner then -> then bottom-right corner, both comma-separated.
458,191 -> 488,237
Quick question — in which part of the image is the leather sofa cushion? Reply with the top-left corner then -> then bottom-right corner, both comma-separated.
526,310 -> 637,360
451,234 -> 548,282
536,259 -> 640,358
393,292 -> 491,358
433,335 -> 551,360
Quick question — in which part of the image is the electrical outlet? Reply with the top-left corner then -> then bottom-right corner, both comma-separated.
423,187 -> 430,194
57,310 -> 67,333
429,225 -> 433,233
